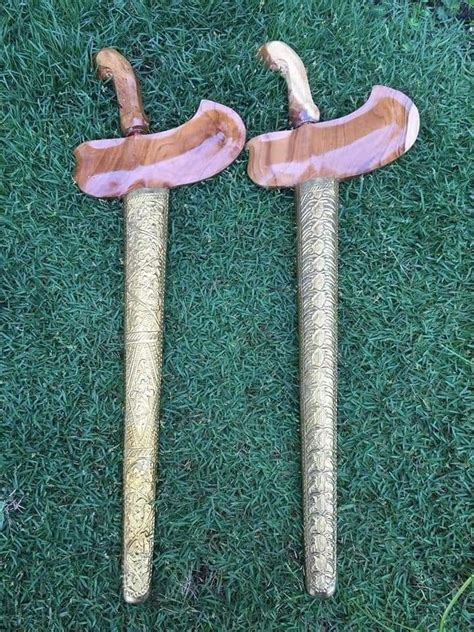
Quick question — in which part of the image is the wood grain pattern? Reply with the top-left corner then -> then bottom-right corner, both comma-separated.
74,99 -> 246,198
258,41 -> 320,127
95,48 -> 149,136
247,85 -> 419,188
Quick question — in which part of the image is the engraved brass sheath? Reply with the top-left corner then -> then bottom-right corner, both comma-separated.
295,178 -> 338,598
122,187 -> 169,604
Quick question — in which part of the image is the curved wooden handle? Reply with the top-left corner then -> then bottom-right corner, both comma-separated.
95,48 -> 149,136
258,41 -> 320,128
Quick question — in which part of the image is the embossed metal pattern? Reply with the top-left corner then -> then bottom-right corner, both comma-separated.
122,187 -> 169,604
295,178 -> 338,598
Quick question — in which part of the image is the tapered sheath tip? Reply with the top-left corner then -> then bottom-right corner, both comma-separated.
123,588 -> 150,605
306,581 -> 336,599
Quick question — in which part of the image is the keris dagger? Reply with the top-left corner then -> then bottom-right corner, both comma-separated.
247,41 -> 419,598
74,48 -> 245,604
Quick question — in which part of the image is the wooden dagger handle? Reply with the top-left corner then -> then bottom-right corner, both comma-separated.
122,187 -> 168,603
295,178 -> 338,598
258,41 -> 320,128
95,48 -> 149,136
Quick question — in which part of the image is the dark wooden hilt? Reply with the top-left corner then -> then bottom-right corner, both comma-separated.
95,48 -> 149,136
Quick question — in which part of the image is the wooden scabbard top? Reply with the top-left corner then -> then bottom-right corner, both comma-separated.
74,100 -> 246,198
247,85 -> 419,188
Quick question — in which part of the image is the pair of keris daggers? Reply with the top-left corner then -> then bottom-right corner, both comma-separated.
74,43 -> 419,603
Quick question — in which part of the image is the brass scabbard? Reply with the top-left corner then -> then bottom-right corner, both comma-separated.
295,178 -> 338,598
122,187 -> 169,604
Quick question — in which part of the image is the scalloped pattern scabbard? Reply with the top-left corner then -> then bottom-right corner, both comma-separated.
122,188 -> 169,604
295,178 -> 338,598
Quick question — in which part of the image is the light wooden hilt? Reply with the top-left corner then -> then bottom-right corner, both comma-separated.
74,49 -> 245,198
258,41 -> 320,127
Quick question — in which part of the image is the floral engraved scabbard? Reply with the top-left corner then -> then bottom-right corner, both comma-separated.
122,188 -> 169,604
296,178 -> 338,598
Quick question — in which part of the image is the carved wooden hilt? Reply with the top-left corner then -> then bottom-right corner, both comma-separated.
95,48 -> 150,136
247,41 -> 419,187
74,48 -> 245,198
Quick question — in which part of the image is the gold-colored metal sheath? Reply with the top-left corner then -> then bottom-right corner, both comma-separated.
122,188 -> 169,604
295,178 -> 338,598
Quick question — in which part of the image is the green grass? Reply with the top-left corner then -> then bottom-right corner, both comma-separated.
2,1 -> 472,629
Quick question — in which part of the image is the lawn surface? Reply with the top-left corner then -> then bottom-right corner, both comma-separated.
2,1 -> 472,630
